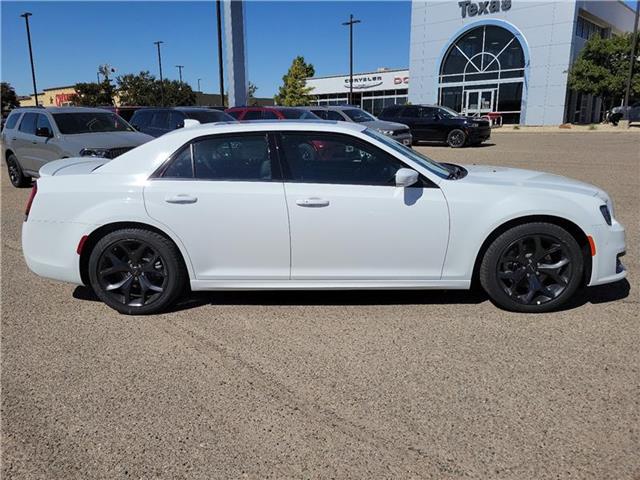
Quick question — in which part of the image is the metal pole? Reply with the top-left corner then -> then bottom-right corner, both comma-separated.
176,65 -> 184,83
342,14 -> 361,105
154,41 -> 164,106
21,12 -> 39,107
216,0 -> 225,107
624,1 -> 640,108
197,78 -> 202,92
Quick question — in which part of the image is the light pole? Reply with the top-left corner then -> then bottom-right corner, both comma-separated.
216,0 -> 225,107
176,65 -> 184,83
20,12 -> 39,107
154,40 -> 164,106
342,14 -> 361,106
624,1 -> 640,109
197,78 -> 202,92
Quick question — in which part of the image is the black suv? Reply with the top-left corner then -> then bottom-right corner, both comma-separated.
130,107 -> 235,137
379,105 -> 491,148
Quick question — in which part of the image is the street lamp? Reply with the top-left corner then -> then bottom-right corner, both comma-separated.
154,40 -> 164,106
197,78 -> 202,92
216,0 -> 225,107
20,12 -> 39,107
176,65 -> 184,83
342,14 -> 361,106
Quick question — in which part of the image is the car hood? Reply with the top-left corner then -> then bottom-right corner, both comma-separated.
361,120 -> 409,131
61,131 -> 153,150
459,164 -> 607,199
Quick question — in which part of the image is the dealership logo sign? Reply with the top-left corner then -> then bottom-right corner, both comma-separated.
344,75 -> 384,90
458,0 -> 511,18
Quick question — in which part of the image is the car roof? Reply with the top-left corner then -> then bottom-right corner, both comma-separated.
227,106 -> 313,111
310,105 -> 363,111
15,106 -> 117,114
133,107 -> 221,112
97,120 -> 368,176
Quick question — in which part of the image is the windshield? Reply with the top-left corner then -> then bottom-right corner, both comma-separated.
343,108 -> 376,123
364,128 -> 450,178
53,112 -> 134,134
185,110 -> 233,124
279,109 -> 320,119
437,106 -> 461,118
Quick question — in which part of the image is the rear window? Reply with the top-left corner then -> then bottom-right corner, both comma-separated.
4,112 -> 21,130
184,110 -> 233,124
52,112 -> 134,134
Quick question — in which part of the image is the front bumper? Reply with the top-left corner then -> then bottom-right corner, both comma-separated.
467,126 -> 491,142
588,220 -> 627,286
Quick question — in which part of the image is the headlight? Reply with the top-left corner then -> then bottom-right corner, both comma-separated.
377,129 -> 395,136
80,148 -> 110,158
599,205 -> 612,226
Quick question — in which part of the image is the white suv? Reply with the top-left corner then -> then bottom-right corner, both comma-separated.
2,107 -> 152,187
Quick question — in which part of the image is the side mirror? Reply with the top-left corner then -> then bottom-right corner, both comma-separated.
395,168 -> 419,187
36,126 -> 52,138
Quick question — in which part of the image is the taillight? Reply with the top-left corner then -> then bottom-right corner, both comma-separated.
24,182 -> 37,221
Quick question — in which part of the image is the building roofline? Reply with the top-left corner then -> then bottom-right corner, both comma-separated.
307,68 -> 409,81
42,85 -> 76,91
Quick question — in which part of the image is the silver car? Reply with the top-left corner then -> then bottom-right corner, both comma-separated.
1,107 -> 153,187
309,105 -> 413,146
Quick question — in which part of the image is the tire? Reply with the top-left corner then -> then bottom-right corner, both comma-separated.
479,222 -> 584,313
6,153 -> 30,188
88,228 -> 187,315
447,129 -> 467,148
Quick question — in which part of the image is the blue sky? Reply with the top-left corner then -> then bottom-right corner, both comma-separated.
1,1 -> 411,97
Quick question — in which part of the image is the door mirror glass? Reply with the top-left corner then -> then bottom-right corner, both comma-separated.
395,168 -> 419,187
35,126 -> 52,138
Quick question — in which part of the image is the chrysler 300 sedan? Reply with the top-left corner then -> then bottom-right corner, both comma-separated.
22,121 -> 626,314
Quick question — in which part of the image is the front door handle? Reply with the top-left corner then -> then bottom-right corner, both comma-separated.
165,194 -> 198,204
296,197 -> 330,208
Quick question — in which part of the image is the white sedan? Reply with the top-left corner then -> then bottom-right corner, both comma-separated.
22,121 -> 626,314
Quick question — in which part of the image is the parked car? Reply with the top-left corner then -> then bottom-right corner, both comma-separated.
379,104 -> 491,148
225,106 -> 320,121
22,121 -> 625,315
98,105 -> 144,122
129,107 -> 235,137
2,107 -> 152,188
309,105 -> 412,146
608,102 -> 640,126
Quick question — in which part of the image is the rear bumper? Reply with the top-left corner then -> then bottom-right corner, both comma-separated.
22,219 -> 87,285
588,220 -> 627,286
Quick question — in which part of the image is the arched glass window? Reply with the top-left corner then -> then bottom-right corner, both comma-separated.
440,25 -> 524,83
438,25 -> 526,124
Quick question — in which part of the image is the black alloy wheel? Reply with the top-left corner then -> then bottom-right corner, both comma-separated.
480,223 -> 583,312
497,235 -> 571,306
447,129 -> 467,148
88,229 -> 186,315
6,154 -> 30,188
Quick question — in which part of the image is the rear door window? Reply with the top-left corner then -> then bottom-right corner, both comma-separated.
4,112 -> 21,130
326,110 -> 345,121
262,110 -> 279,119
151,111 -> 170,129
18,113 -> 37,135
168,111 -> 185,129
242,110 -> 263,120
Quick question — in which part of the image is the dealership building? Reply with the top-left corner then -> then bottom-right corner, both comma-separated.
306,2 -> 635,125
409,0 -> 636,125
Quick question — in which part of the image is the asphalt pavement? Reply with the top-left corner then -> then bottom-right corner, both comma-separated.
1,131 -> 638,479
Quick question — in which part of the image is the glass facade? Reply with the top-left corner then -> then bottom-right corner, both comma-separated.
312,89 -> 408,116
438,25 -> 525,124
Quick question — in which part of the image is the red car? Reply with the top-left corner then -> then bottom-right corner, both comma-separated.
225,106 -> 320,121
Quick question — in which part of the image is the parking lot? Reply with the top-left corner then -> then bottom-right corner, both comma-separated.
1,131 -> 638,479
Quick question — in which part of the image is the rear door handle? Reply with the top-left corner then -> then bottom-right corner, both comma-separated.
296,197 -> 330,207
165,194 -> 198,204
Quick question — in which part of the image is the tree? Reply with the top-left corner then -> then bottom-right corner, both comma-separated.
1,82 -> 20,116
248,81 -> 258,105
71,80 -> 115,106
116,71 -> 196,106
568,32 -> 640,111
274,56 -> 315,106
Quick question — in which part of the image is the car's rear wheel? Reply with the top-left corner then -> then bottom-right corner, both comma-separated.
6,153 -> 30,188
88,228 -> 187,315
447,129 -> 467,148
480,223 -> 583,313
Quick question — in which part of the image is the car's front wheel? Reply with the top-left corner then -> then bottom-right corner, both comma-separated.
6,153 -> 31,188
480,223 -> 584,313
447,129 -> 467,148
88,228 -> 187,315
